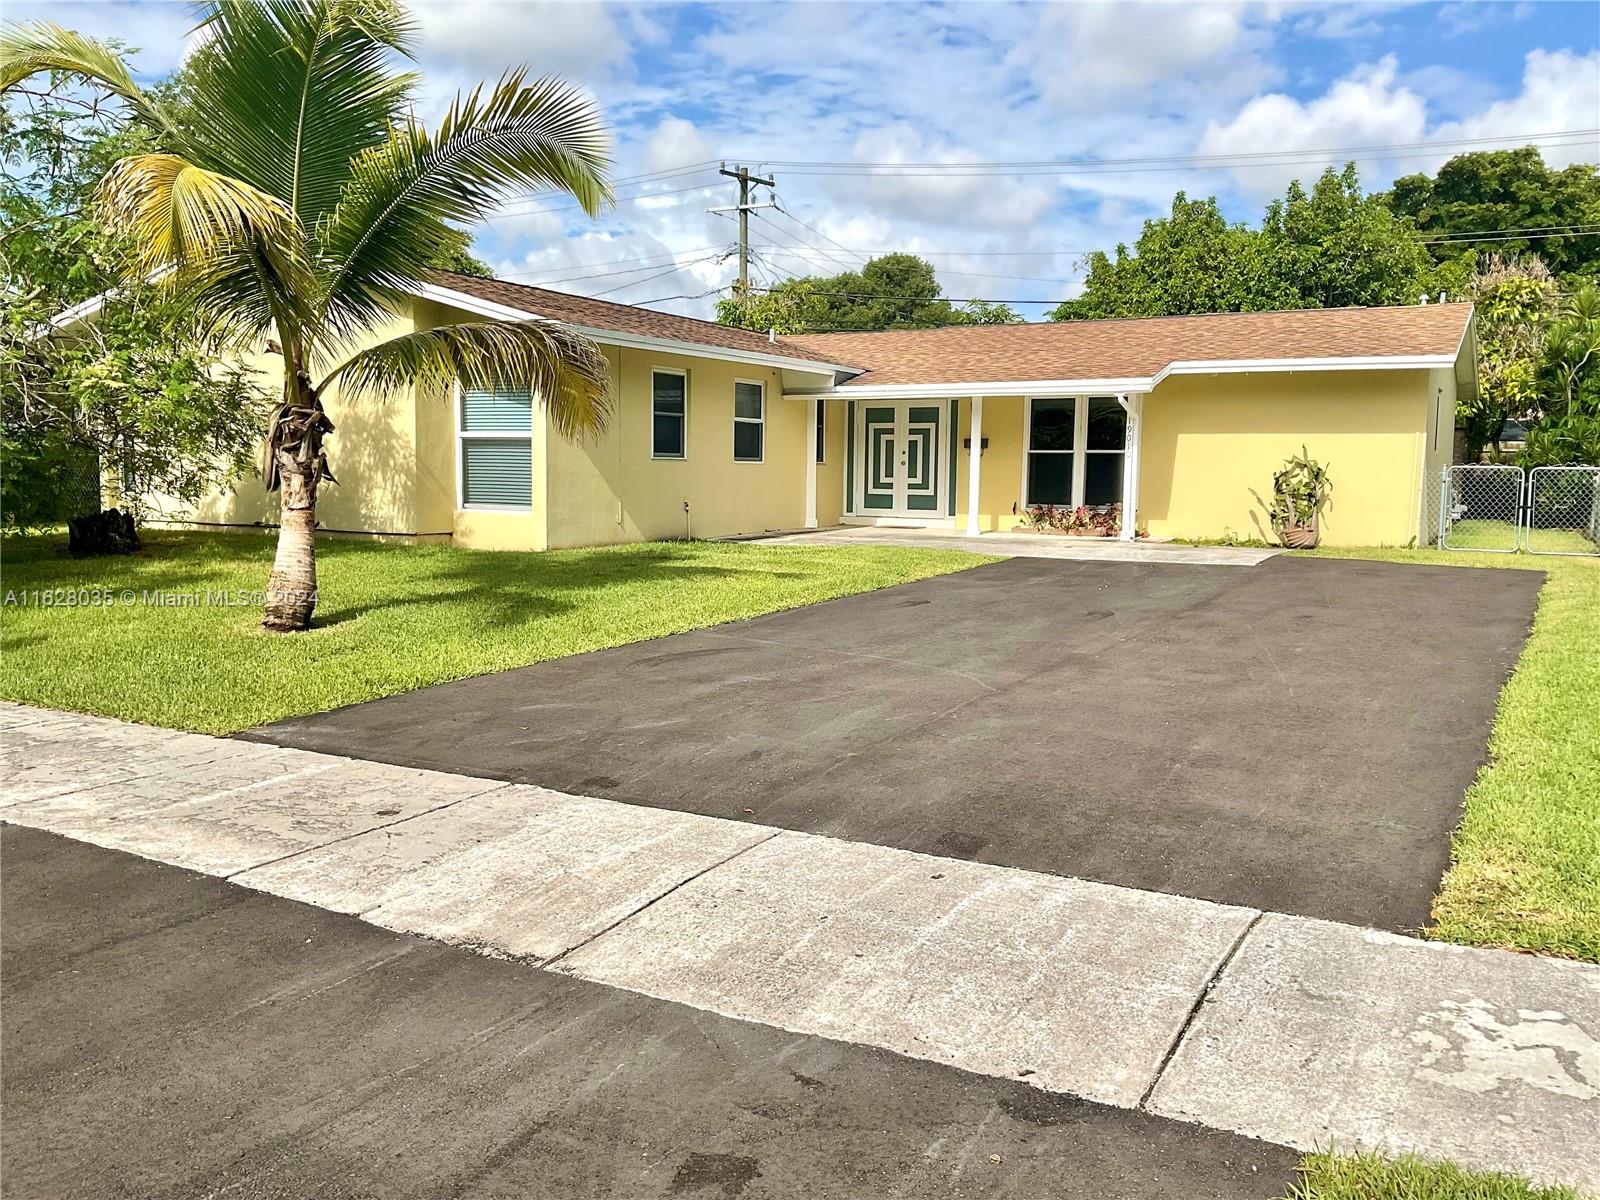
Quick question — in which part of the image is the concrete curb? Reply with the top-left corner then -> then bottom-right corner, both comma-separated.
3,701 -> 1595,1190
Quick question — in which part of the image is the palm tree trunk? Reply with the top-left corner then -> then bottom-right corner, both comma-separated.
263,465 -> 319,631
261,363 -> 334,632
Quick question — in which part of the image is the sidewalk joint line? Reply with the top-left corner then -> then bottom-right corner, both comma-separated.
539,828 -> 784,971
1136,909 -> 1263,1111
222,780 -> 512,881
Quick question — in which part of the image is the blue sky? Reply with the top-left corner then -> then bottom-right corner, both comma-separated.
12,0 -> 1599,317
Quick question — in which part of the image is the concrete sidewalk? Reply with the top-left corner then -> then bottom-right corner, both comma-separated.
751,525 -> 1281,565
4,702 -> 1597,1191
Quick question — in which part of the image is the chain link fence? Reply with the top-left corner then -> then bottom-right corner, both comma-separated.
1422,464 -> 1600,556
1526,466 -> 1600,556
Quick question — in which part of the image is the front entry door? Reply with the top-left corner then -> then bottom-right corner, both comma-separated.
858,403 -> 944,517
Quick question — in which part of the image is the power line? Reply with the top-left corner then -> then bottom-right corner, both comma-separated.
586,254 -> 725,298
754,129 -> 1598,175
492,245 -> 732,286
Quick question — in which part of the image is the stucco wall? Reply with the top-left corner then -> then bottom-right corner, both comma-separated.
144,308 -> 424,538
1137,370 -> 1430,547
540,346 -> 812,549
951,396 -> 1028,532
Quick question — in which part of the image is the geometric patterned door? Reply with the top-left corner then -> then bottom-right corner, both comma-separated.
858,403 -> 944,516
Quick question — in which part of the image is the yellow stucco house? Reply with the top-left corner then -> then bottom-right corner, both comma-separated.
138,269 -> 1476,550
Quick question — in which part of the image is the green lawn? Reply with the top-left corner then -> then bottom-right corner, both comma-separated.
1444,519 -> 1596,554
0,531 -> 988,734
1312,545 -> 1600,961
1286,1150 -> 1578,1200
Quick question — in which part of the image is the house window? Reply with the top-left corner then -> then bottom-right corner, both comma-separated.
1084,397 -> 1126,506
1025,396 -> 1127,508
459,384 -> 532,509
652,369 -> 687,459
815,401 -> 826,464
1025,398 -> 1075,506
733,379 -> 764,462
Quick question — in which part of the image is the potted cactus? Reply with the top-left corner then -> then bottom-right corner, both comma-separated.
1255,448 -> 1331,549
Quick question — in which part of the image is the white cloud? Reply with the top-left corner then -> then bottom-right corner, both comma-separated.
5,0 -> 198,79
1433,49 -> 1600,169
837,124 -> 1055,230
643,116 -> 715,175
1199,56 -> 1430,197
1027,2 -> 1260,105
1199,48 -> 1600,200
407,1 -> 631,83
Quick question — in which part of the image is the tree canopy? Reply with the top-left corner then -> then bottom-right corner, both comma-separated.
1,73 -> 270,532
1386,148 -> 1600,280
717,252 -> 1022,333
1051,165 -> 1435,320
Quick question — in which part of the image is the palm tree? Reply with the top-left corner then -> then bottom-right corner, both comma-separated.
1,1 -> 613,630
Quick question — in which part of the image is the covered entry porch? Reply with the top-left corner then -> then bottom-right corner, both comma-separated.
800,391 -> 1148,540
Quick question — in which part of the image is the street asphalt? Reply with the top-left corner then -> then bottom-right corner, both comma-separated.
251,555 -> 1542,931
1,824 -> 1298,1200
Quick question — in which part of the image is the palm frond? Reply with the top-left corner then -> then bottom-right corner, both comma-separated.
318,319 -> 612,438
318,68 -> 611,331
178,0 -> 417,237
0,21 -> 177,136
97,152 -> 297,276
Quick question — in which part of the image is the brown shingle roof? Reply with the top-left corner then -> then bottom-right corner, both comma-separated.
423,270 -> 843,367
785,304 -> 1474,387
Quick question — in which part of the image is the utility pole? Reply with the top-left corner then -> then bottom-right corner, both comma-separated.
713,163 -> 774,295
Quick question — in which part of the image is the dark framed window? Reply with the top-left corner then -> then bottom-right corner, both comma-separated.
652,369 -> 687,459
815,400 -> 826,464
733,379 -> 764,462
1025,398 -> 1075,506
1084,397 -> 1126,505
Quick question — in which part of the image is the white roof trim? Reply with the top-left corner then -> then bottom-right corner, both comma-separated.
409,280 -> 850,377
783,353 -> 1459,400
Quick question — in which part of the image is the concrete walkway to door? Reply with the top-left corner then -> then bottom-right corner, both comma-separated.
748,525 -> 1281,565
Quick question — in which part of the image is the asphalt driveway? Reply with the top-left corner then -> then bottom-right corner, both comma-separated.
252,556 -> 1543,931
2,825 -> 1296,1199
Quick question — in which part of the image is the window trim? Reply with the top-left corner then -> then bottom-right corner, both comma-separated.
1022,395 -> 1127,510
651,367 -> 689,460
455,380 -> 534,512
733,377 -> 765,464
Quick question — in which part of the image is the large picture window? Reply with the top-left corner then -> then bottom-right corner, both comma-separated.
733,379 -> 764,462
1025,398 -> 1075,506
1025,395 -> 1126,508
459,384 -> 532,509
652,369 -> 687,459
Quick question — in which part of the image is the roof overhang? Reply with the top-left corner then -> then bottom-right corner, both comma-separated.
409,281 -> 853,379
782,353 -> 1462,400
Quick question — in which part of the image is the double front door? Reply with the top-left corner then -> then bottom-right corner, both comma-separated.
856,403 -> 947,517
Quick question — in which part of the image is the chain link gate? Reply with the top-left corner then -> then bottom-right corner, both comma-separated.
1436,464 -> 1600,556
1526,465 -> 1600,556
1439,464 -> 1524,552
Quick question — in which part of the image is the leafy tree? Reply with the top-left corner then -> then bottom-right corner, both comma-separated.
1462,254 -> 1557,460
2,3 -> 613,630
1051,166 -> 1435,321
1522,285 -> 1600,467
1,71 -> 269,534
1261,164 -> 1435,310
718,253 -> 1021,332
1387,148 -> 1600,280
1051,194 -> 1286,320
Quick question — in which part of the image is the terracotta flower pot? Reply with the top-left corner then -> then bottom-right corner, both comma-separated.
1279,521 -> 1320,549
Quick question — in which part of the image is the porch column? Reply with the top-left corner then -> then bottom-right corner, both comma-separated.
965,395 -> 983,536
1118,392 -> 1143,541
804,396 -> 819,529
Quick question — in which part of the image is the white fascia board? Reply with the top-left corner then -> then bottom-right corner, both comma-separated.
1153,355 -> 1455,383
783,378 -> 1154,400
786,355 -> 1456,401
408,281 -> 849,378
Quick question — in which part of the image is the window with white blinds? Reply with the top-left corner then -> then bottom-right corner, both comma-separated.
459,385 -> 533,509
